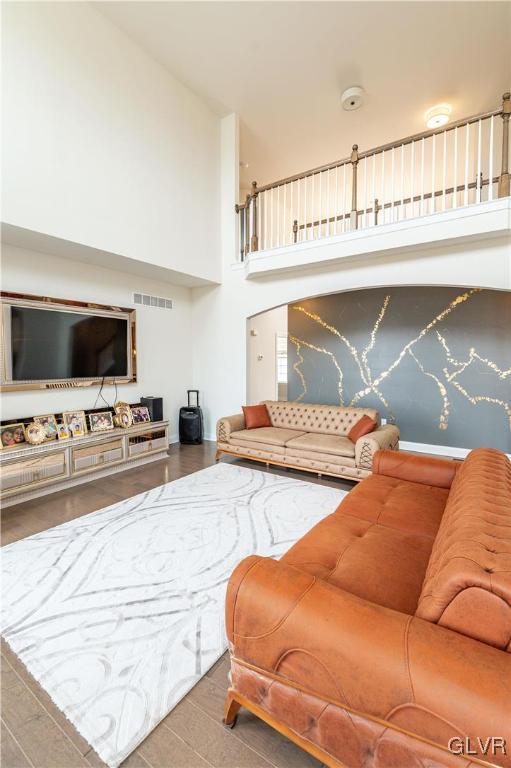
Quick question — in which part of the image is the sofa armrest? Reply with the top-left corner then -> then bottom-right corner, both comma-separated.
227,556 -> 511,759
373,449 -> 460,489
217,413 -> 245,443
354,424 -> 399,470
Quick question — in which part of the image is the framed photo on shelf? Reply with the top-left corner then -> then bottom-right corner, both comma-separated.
89,411 -> 114,432
57,423 -> 71,440
0,423 -> 26,449
34,414 -> 58,440
25,422 -> 47,445
62,411 -> 87,434
114,403 -> 133,429
130,405 -> 151,424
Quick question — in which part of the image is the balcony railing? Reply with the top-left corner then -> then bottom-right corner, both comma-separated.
236,92 -> 510,260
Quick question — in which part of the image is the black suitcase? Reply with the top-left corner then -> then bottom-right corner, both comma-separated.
179,390 -> 203,445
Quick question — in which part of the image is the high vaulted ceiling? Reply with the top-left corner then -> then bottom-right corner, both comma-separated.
97,1 -> 510,190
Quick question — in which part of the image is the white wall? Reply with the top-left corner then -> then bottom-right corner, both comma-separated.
1,244 -> 192,440
1,2 -> 221,284
247,306 -> 287,404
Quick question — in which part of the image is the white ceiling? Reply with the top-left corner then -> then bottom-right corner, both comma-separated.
96,1 -> 510,189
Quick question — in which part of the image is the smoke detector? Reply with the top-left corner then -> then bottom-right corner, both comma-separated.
341,86 -> 365,111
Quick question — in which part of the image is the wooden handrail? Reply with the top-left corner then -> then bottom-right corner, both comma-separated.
245,106 -> 503,196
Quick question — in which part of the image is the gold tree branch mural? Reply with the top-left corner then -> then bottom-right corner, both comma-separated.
289,289 -> 511,433
288,335 -> 343,403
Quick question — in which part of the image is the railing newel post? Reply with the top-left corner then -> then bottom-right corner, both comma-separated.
292,219 -> 298,243
498,92 -> 510,198
250,181 -> 259,252
235,203 -> 243,261
350,144 -> 359,229
374,198 -> 379,226
244,193 -> 251,258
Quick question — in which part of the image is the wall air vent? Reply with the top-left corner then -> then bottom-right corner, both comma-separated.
133,293 -> 173,310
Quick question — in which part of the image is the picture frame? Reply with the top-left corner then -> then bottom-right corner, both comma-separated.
24,422 -> 47,446
114,403 -> 133,429
89,411 -> 114,432
34,414 -> 58,440
62,410 -> 88,434
57,423 -> 70,440
0,423 -> 26,449
70,423 -> 85,438
130,405 -> 151,424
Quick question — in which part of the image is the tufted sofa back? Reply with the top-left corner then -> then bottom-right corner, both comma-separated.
261,401 -> 379,437
416,448 -> 511,651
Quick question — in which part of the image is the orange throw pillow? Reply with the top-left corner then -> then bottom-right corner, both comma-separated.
242,404 -> 272,429
348,414 -> 377,442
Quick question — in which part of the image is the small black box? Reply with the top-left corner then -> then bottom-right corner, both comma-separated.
141,396 -> 163,422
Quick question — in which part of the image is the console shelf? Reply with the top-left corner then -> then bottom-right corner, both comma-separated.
0,420 -> 169,507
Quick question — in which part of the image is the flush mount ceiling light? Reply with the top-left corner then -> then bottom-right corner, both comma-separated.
425,104 -> 452,129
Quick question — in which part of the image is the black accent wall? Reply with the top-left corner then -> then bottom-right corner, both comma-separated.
287,287 -> 511,452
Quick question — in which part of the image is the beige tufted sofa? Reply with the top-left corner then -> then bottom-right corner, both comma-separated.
216,400 -> 400,482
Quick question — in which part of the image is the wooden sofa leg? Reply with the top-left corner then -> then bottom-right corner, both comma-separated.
223,691 -> 241,729
215,450 -> 222,462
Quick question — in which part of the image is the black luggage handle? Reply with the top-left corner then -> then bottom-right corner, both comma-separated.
187,390 -> 199,407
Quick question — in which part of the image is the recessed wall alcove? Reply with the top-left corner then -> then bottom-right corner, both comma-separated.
247,286 -> 511,454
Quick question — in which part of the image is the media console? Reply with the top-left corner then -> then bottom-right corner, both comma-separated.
0,420 -> 169,507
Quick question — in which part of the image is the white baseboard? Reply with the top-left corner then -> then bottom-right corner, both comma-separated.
169,434 -> 216,444
399,440 -> 511,461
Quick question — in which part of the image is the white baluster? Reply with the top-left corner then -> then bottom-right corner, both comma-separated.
264,190 -> 269,250
343,162 -> 347,233
410,140 -> 415,218
400,144 -> 404,221
319,171 -> 323,238
276,185 -> 281,248
258,189 -> 262,249
381,150 -> 385,224
431,133 -> 436,215
476,119 -> 482,203
453,127 -> 458,209
270,187 -> 274,248
464,122 -> 470,206
442,131 -> 447,211
283,182 -> 287,246
371,155 -> 376,222
311,173 -> 315,239
489,115 -> 494,202
326,168 -> 332,237
305,175 -> 309,241
334,164 -> 339,235
390,148 -> 395,222
363,156 -> 368,228
420,137 -> 425,215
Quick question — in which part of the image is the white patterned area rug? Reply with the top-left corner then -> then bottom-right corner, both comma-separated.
1,462 -> 346,767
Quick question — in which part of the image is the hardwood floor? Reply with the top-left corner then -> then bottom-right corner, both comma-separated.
1,442 -> 354,768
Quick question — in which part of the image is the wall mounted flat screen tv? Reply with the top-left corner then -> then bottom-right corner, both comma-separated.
1,293 -> 136,390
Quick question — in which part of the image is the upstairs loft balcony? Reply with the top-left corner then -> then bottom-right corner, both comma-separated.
236,93 -> 511,277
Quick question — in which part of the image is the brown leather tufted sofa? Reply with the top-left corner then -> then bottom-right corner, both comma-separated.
223,447 -> 511,768
216,400 -> 400,481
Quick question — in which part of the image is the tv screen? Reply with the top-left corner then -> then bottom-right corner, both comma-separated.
11,306 -> 129,381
